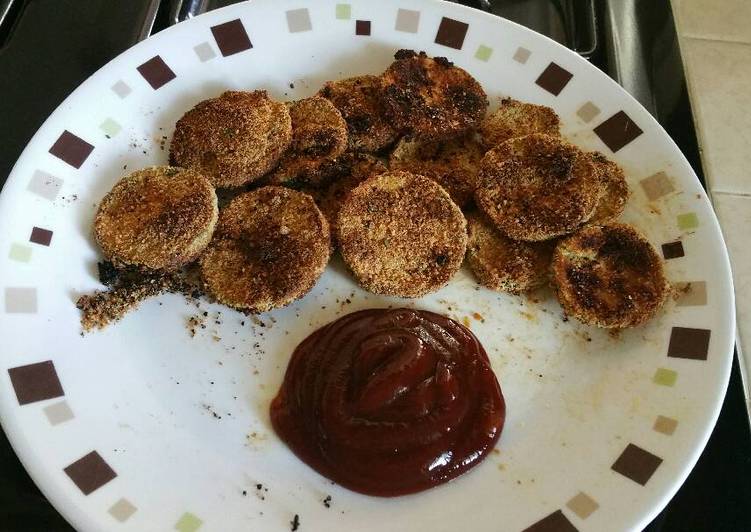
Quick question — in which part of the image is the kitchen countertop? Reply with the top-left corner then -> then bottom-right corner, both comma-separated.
670,0 -> 751,418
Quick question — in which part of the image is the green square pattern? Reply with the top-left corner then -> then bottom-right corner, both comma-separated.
336,4 -> 351,19
9,243 -> 32,262
653,368 -> 677,387
677,212 -> 699,231
100,118 -> 122,138
475,45 -> 493,62
175,512 -> 202,532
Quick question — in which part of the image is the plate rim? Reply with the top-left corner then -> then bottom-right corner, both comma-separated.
0,0 -> 736,530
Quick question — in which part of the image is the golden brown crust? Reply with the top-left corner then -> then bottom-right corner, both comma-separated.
475,134 -> 601,241
479,98 -> 560,149
170,90 -> 292,188
336,170 -> 467,297
94,166 -> 218,270
466,212 -> 553,293
587,151 -> 630,224
199,187 -> 331,313
552,223 -> 669,328
318,75 -> 399,153
388,133 -> 483,208
380,50 -> 488,141
268,97 -> 348,187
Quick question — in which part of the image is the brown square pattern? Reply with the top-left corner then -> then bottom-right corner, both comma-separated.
594,111 -> 643,152
49,131 -> 94,169
211,19 -> 252,56
612,443 -> 662,485
137,56 -> 176,89
30,226 -> 53,246
668,327 -> 711,360
435,17 -> 469,49
523,510 -> 578,532
356,20 -> 371,36
64,451 -> 117,495
662,241 -> 685,259
8,360 -> 64,405
535,63 -> 573,96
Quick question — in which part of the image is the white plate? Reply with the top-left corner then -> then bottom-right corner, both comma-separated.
0,1 -> 735,531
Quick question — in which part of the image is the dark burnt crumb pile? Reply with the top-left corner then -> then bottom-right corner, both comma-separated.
77,261 -> 196,331
79,47 -> 663,333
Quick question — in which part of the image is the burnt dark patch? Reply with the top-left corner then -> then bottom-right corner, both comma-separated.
348,114 -> 372,134
301,129 -> 340,157
394,49 -> 418,60
97,260 -> 121,286
434,56 -> 454,68
599,227 -> 653,271
447,85 -> 487,116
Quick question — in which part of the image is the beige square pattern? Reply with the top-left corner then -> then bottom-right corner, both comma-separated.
395,8 -> 419,33
640,171 -> 675,201
27,170 -> 63,201
111,80 -> 131,99
681,39 -> 751,194
513,47 -> 531,64
674,281 -> 707,306
194,42 -> 216,62
654,415 -> 679,435
577,101 -> 601,123
286,8 -> 312,33
566,491 -> 599,519
43,401 -> 74,425
4,287 -> 37,313
108,498 -> 137,522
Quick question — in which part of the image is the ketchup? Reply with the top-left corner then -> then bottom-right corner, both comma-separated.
270,308 -> 505,496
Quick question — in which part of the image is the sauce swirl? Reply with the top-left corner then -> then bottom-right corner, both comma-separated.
270,308 -> 505,496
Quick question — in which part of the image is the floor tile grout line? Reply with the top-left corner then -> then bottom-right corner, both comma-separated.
710,190 -> 751,198
679,34 -> 751,46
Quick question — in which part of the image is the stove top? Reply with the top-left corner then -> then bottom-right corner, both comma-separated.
1,1 -> 749,530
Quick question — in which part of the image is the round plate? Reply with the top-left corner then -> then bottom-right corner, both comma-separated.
0,1 -> 735,531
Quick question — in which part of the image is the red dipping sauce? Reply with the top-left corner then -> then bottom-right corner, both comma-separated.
270,308 -> 506,496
